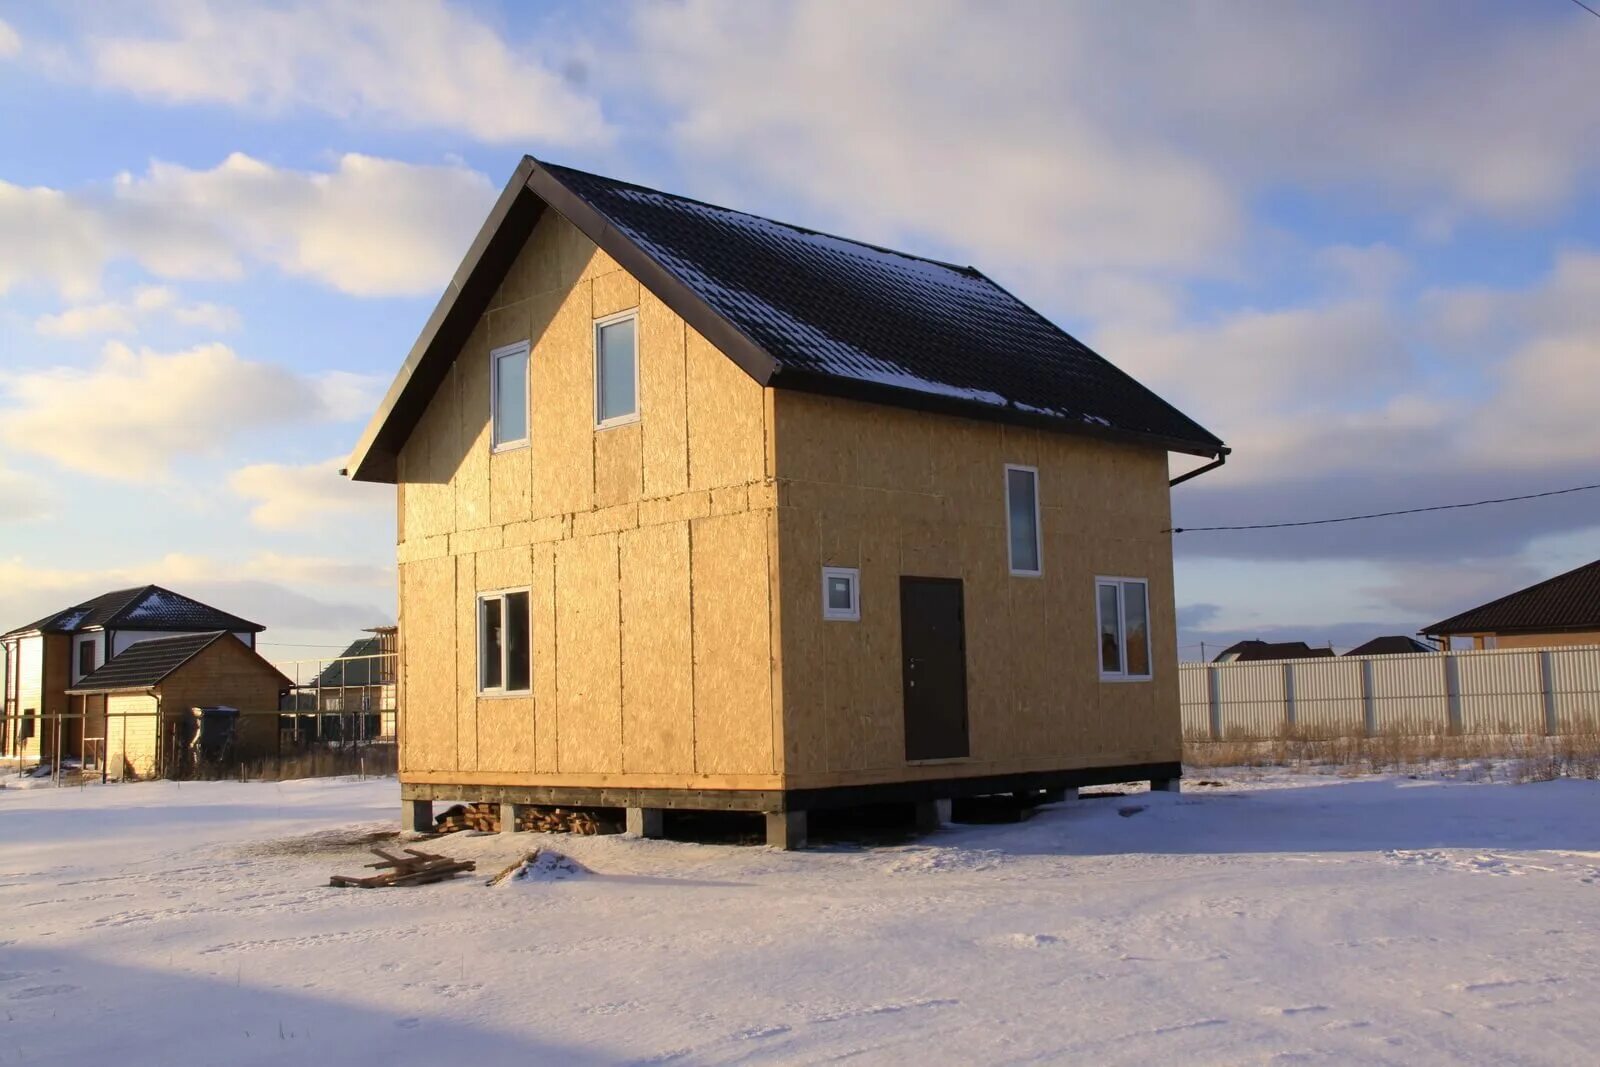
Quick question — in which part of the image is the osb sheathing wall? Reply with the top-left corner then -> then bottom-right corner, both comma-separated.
773,391 -> 1182,790
395,210 -> 781,790
155,638 -> 286,755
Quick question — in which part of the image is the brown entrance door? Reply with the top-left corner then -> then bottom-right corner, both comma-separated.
900,577 -> 969,761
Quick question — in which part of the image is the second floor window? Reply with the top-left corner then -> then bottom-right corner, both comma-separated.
491,341 -> 530,450
595,310 -> 639,427
1005,465 -> 1041,576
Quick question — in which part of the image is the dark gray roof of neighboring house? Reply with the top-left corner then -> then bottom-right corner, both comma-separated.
1423,559 -> 1600,637
312,637 -> 387,687
1344,636 -> 1435,656
347,157 -> 1226,482
65,632 -> 227,693
67,631 -> 291,694
3,585 -> 265,639
1214,640 -> 1336,663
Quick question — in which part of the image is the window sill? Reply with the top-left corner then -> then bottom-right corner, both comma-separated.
823,613 -> 860,622
1008,569 -> 1042,579
476,689 -> 533,699
906,756 -> 973,766
1099,674 -> 1153,683
594,414 -> 640,431
491,440 -> 530,454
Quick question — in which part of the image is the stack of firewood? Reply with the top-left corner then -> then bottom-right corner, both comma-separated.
515,807 -> 604,835
431,802 -> 614,835
433,802 -> 500,833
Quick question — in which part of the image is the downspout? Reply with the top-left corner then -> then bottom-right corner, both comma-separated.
1169,446 -> 1230,488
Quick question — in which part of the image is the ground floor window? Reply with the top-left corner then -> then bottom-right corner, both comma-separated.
1096,578 -> 1151,680
478,590 -> 531,694
822,566 -> 860,621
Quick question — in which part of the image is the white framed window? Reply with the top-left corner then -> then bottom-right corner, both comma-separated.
594,310 -> 639,428
1096,577 -> 1152,681
822,566 -> 860,621
1005,464 -> 1041,576
490,341 -> 530,451
478,588 -> 532,694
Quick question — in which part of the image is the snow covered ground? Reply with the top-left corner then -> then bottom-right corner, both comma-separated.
3,772 -> 1598,1065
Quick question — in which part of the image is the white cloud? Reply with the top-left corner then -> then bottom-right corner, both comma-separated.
629,1 -> 1600,281
0,152 -> 496,299
34,285 -> 240,337
0,459 -> 51,523
0,17 -> 20,58
229,457 -> 391,530
84,0 -> 608,145
0,342 -> 367,479
633,1 -> 1236,276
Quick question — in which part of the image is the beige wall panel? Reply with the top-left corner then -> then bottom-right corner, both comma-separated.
486,299 -> 534,527
691,511 -> 774,775
531,542 -> 558,773
1494,631 -> 1600,649
399,362 -> 459,541
776,507 -> 826,774
555,533 -> 623,773
594,422 -> 643,509
592,270 -> 639,318
619,521 -> 695,774
473,544 -> 537,772
454,553 -> 478,772
400,555 -> 456,773
686,329 -> 765,491
773,390 -> 1182,783
530,285 -> 596,517
453,319 -> 492,533
639,291 -> 690,497
105,693 -> 157,779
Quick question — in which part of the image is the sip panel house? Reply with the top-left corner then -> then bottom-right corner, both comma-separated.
346,158 -> 1227,847
1,586 -> 263,768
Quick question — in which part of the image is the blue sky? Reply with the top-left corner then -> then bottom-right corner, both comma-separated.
1,1 -> 1597,669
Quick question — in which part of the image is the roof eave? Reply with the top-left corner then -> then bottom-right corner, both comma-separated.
772,366 -> 1226,459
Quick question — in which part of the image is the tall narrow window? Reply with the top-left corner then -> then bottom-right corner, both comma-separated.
478,590 -> 531,694
1005,465 -> 1041,576
491,341 -> 529,450
595,311 -> 639,427
1097,578 -> 1152,680
77,639 -> 96,680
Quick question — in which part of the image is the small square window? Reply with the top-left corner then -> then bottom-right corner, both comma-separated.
822,567 -> 860,621
595,311 -> 639,427
491,341 -> 530,451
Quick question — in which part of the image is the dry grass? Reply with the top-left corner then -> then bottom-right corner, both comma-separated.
1184,715 -> 1600,784
166,745 -> 399,783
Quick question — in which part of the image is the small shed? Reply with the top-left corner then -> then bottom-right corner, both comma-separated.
66,631 -> 292,779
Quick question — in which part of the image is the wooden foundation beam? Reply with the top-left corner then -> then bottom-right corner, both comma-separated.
914,799 -> 950,835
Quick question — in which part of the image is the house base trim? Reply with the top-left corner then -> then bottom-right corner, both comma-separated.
399,761 -> 1182,814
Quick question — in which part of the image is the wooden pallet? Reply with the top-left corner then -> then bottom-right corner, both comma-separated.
330,847 -> 476,888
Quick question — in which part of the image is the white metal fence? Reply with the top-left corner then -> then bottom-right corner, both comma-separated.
1180,645 -> 1600,739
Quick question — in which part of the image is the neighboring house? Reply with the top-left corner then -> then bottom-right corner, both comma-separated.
1344,636 -> 1434,656
1213,640 -> 1335,663
1422,559 -> 1600,650
345,157 -> 1227,847
1,586 -> 263,767
66,632 -> 292,779
282,626 -> 398,742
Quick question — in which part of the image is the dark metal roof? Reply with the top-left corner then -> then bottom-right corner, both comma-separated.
1344,636 -> 1435,656
1213,640 -> 1335,663
66,632 -> 226,692
1423,559 -> 1600,637
312,637 -> 388,687
347,157 -> 1225,482
3,585 -> 265,639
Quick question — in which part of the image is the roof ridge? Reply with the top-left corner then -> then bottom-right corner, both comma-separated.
536,157 -> 981,277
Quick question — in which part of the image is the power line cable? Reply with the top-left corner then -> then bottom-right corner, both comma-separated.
1168,481 -> 1600,534
1566,0 -> 1600,20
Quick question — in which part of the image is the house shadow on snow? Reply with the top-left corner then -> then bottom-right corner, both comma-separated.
937,776 -> 1600,859
0,943 -> 617,1066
